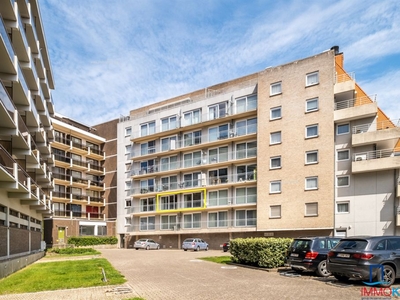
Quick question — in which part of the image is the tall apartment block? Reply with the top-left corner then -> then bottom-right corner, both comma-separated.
43,114 -> 110,246
117,47 -> 400,249
0,0 -> 55,269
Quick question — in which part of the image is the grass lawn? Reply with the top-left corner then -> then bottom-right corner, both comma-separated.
0,258 -> 126,295
200,256 -> 232,264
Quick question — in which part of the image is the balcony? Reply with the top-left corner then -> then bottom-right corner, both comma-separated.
24,13 -> 40,54
11,12 -> 30,62
0,17 -> 16,74
53,210 -> 105,220
87,163 -> 104,175
334,72 -> 355,95
352,119 -> 400,146
0,82 -> 17,131
334,95 -> 377,122
352,148 -> 400,173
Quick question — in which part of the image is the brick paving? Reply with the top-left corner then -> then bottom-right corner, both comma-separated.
0,248 -> 388,299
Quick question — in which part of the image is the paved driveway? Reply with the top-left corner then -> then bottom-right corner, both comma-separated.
0,248 -> 381,300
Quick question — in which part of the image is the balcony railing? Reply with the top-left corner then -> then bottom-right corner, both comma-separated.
334,95 -> 376,111
0,81 -> 16,118
130,170 -> 257,195
352,119 -> 400,134
53,210 -> 104,220
0,145 -> 15,176
0,17 -> 15,60
335,72 -> 355,83
353,148 -> 400,161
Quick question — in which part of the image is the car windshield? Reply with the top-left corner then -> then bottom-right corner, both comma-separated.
291,239 -> 311,250
137,239 -> 147,242
335,239 -> 368,250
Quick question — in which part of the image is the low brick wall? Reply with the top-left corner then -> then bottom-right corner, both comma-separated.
0,252 -> 45,279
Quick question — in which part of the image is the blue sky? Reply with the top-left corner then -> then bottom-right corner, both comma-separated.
39,0 -> 400,126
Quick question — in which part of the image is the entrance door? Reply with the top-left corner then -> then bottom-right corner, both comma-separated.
58,227 -> 65,243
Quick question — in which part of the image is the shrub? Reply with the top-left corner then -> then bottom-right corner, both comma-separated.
230,237 -> 292,268
47,247 -> 99,255
67,236 -> 118,247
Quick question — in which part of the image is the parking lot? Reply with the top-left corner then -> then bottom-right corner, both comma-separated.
1,248 -> 396,300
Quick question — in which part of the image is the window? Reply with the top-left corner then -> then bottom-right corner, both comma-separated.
305,176 -> 318,190
306,150 -> 318,164
183,109 -> 201,126
125,217 -> 132,226
337,123 -> 350,135
140,121 -> 155,137
183,213 -> 201,229
161,215 -> 177,230
337,201 -> 349,213
125,145 -> 131,155
160,155 -> 178,171
306,71 -> 319,86
209,102 -> 227,120
337,149 -> 350,161
270,106 -> 282,120
208,124 -> 229,141
236,94 -> 257,113
270,205 -> 281,218
125,126 -> 132,137
305,202 -> 318,216
140,216 -> 155,230
306,98 -> 318,112
337,175 -> 350,187
140,179 -> 154,193
183,172 -> 202,188
236,118 -> 257,136
140,140 -> 155,155
270,181 -> 281,194
125,163 -> 132,173
306,124 -> 319,138
236,142 -> 256,159
183,130 -> 201,147
270,156 -> 281,169
160,176 -> 178,191
161,136 -> 177,151
184,151 -> 203,168
160,195 -> 178,210
125,199 -> 132,207
236,187 -> 256,204
237,164 -> 256,181
125,181 -> 131,190
209,146 -> 228,163
209,168 -> 228,184
270,131 -> 281,145
270,82 -> 282,96
208,211 -> 228,228
209,190 -> 228,206
183,192 -> 203,208
161,115 -> 178,131
140,198 -> 155,212
235,210 -> 256,226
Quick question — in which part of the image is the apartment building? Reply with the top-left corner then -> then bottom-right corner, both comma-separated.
0,0 -> 55,270
116,47 -> 400,249
43,114 -> 110,246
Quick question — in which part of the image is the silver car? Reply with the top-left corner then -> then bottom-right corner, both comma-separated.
134,239 -> 160,250
182,238 -> 208,251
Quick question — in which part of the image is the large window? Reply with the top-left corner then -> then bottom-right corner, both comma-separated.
236,142 -> 256,159
160,155 -> 178,171
209,124 -> 229,141
270,156 -> 281,169
305,203 -> 318,216
140,198 -> 155,212
305,176 -> 318,190
306,71 -> 319,86
209,102 -> 227,119
183,109 -> 201,126
270,131 -> 281,145
183,130 -> 201,147
236,187 -> 256,204
209,168 -> 228,184
161,215 -> 177,230
140,121 -> 155,137
209,146 -> 228,163
160,195 -> 178,210
140,159 -> 156,174
160,176 -> 178,191
236,118 -> 257,136
140,179 -> 154,193
235,210 -> 256,226
161,136 -> 177,151
337,123 -> 350,135
183,172 -> 202,188
183,192 -> 203,208
161,115 -> 177,131
306,97 -> 319,112
305,150 -> 318,164
236,94 -> 257,113
306,124 -> 319,138
184,151 -> 203,168
140,140 -> 155,155
183,213 -> 201,229
140,216 -> 155,231
208,190 -> 228,206
208,211 -> 228,228
270,181 -> 281,194
270,82 -> 282,95
237,164 -> 256,182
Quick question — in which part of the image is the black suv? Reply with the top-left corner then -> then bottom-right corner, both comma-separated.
286,236 -> 341,277
327,236 -> 400,286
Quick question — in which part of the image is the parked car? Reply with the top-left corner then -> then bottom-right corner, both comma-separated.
182,238 -> 208,251
327,236 -> 400,286
134,239 -> 160,250
222,241 -> 230,252
286,236 -> 341,277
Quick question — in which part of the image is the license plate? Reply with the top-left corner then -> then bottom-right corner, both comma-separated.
337,253 -> 350,258
290,253 -> 299,257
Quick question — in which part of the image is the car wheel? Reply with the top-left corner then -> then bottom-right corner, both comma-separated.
157,245 -> 160,250
146,245 -> 150,250
196,246 -> 200,251
184,249 -> 187,251
223,249 -> 227,252
135,248 -> 138,250
316,260 -> 331,277
334,274 -> 350,282
205,246 -> 208,251
377,265 -> 396,287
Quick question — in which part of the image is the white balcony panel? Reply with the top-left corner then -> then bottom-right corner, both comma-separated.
334,102 -> 377,122
352,155 -> 400,173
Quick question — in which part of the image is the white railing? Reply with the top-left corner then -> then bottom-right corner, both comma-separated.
334,94 -> 376,111
335,72 -> 355,83
352,119 -> 400,134
353,148 -> 400,161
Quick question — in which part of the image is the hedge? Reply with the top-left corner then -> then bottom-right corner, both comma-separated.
230,237 -> 293,268
67,236 -> 118,247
